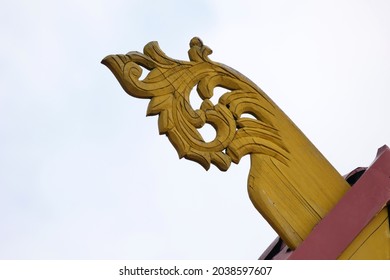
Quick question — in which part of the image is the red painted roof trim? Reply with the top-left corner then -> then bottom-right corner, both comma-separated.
288,145 -> 390,259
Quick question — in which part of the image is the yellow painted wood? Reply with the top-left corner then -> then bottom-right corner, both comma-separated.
338,208 -> 390,259
102,37 -> 354,250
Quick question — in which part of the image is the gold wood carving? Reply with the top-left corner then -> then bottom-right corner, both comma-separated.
102,37 -> 350,249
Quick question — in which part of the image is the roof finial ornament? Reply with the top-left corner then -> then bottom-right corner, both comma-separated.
102,38 -> 389,258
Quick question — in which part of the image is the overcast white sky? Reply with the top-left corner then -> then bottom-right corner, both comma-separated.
1,0 -> 389,259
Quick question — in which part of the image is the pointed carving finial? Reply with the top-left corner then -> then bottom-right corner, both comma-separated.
188,37 -> 213,62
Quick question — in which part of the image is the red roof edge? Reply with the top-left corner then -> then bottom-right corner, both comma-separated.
259,145 -> 390,260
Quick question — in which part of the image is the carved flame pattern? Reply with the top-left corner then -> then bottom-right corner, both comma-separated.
102,37 -> 288,171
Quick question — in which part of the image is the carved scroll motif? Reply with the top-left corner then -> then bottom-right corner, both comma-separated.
102,37 -> 289,171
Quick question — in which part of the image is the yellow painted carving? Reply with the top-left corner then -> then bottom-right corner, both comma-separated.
102,37 -> 351,250
338,208 -> 390,259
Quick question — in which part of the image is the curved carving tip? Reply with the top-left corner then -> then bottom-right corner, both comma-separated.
101,54 -> 129,94
101,55 -> 113,67
101,54 -> 123,72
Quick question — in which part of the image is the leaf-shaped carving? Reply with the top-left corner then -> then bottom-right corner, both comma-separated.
102,37 -> 288,171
